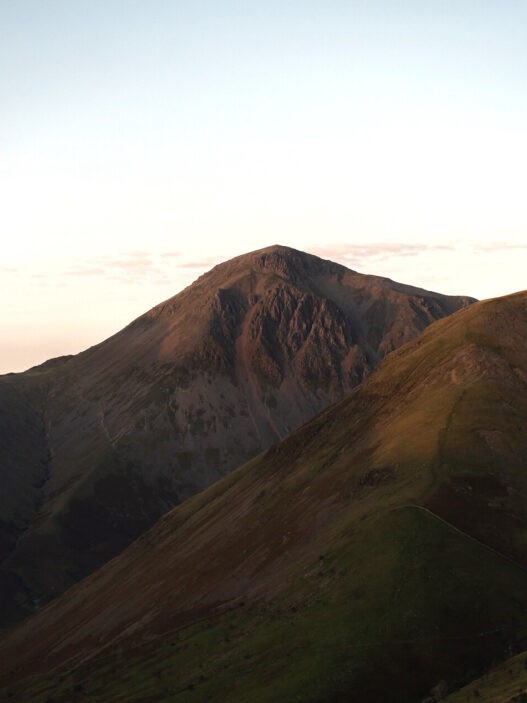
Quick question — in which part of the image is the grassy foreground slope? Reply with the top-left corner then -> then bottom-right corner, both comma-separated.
1,291 -> 526,702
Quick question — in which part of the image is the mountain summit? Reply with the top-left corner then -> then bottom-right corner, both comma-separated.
0,245 -> 473,624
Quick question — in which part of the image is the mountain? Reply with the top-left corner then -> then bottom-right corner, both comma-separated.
0,290 -> 525,703
0,245 -> 473,626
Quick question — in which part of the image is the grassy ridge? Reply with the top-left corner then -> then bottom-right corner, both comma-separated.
13,507 -> 527,703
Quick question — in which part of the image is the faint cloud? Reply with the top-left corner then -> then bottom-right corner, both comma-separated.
63,250 -> 213,285
102,251 -> 155,275
308,240 -> 527,276
65,267 -> 107,277
472,241 -> 527,252
29,273 -> 54,286
309,242 -> 456,267
66,252 -> 159,282
177,257 -> 219,269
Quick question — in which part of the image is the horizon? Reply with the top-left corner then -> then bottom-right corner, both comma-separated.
1,241 -> 520,376
2,2 -> 527,373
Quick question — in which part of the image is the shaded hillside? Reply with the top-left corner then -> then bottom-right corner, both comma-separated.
0,245 -> 473,625
1,290 -> 525,703
443,651 -> 527,703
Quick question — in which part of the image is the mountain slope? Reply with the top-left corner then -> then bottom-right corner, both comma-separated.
0,245 -> 473,624
0,290 -> 525,703
443,651 -> 527,703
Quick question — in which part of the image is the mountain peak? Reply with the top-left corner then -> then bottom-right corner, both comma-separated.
248,244 -> 347,279
188,244 -> 346,292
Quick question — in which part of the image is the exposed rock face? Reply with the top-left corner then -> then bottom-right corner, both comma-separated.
0,245 -> 474,624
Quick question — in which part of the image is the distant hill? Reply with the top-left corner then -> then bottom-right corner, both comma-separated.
1,290 -> 526,703
0,244 -> 473,625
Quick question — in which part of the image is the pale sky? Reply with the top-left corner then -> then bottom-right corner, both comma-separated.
1,1 -> 526,374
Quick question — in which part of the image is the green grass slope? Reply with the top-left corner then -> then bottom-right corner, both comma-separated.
0,290 -> 526,703
11,508 -> 527,703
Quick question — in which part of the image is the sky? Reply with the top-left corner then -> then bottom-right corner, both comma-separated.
1,1 -> 526,374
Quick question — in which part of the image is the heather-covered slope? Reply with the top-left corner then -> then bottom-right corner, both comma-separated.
0,245 -> 473,624
1,291 -> 525,703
